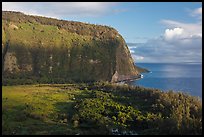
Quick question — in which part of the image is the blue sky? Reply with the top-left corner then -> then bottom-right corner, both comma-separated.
2,2 -> 202,63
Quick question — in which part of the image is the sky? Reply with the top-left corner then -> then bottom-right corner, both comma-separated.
2,2 -> 202,63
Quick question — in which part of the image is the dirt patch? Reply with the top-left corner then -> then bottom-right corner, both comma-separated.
9,23 -> 19,30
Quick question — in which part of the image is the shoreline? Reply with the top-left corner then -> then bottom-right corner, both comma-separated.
115,74 -> 144,84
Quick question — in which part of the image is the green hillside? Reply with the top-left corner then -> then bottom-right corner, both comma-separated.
2,11 -> 146,84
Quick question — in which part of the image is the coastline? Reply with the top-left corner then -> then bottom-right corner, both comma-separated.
115,73 -> 144,84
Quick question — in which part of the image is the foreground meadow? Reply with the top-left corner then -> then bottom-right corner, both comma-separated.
2,83 -> 202,135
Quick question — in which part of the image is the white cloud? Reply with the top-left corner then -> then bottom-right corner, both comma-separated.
128,12 -> 202,63
164,27 -> 184,41
128,46 -> 137,54
129,33 -> 202,63
129,49 -> 135,54
161,19 -> 202,37
2,2 -> 119,18
132,55 -> 144,61
193,7 -> 202,15
191,7 -> 202,19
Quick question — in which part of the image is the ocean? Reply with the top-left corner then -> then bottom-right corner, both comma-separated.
127,63 -> 202,98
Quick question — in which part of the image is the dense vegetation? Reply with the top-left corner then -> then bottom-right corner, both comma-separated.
2,83 -> 202,135
2,11 -> 201,135
2,11 -> 143,83
2,11 -> 118,39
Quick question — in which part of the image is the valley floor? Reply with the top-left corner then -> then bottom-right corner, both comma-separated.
2,83 -> 202,135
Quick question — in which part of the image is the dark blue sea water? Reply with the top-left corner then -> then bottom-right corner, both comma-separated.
127,63 -> 202,98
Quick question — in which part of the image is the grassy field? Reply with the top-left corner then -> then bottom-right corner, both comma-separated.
2,83 -> 202,135
2,84 -> 85,135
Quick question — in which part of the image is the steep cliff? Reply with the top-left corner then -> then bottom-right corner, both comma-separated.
2,11 -> 141,83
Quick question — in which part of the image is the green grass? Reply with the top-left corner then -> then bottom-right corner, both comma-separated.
2,20 -> 119,82
2,83 -> 202,135
2,84 -> 84,135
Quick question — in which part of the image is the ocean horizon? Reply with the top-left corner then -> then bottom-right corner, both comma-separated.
127,62 -> 202,98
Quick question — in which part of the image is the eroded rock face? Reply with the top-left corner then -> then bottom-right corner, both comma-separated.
2,11 -> 139,83
3,52 -> 19,73
111,71 -> 119,83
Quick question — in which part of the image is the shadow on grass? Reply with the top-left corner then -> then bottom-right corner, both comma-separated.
2,101 -> 78,135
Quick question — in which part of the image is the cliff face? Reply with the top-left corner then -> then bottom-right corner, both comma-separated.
2,11 -> 140,83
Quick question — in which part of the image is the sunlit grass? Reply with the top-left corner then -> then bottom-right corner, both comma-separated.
2,84 -> 84,135
2,83 -> 202,135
